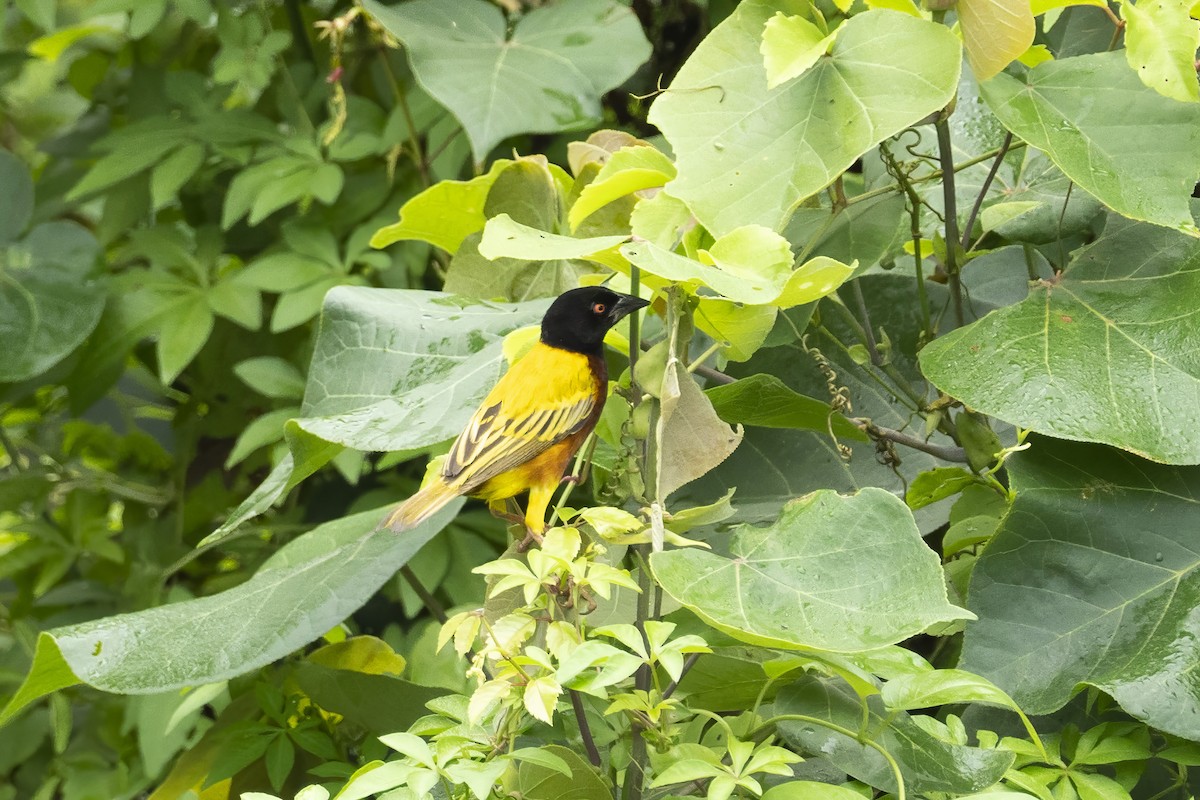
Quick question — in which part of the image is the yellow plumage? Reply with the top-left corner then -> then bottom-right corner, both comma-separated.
380,342 -> 603,534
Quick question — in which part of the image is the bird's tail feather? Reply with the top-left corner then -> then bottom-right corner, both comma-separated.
379,480 -> 460,532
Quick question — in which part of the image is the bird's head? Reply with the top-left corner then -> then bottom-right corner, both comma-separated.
539,286 -> 650,355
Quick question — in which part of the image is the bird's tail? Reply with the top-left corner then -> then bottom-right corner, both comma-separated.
379,479 -> 460,532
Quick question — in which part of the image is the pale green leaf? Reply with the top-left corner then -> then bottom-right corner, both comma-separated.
569,145 -> 676,231
652,489 -> 972,652
961,438 -> 1200,739
920,215 -> 1200,464
650,3 -> 960,235
760,13 -> 837,90
1122,0 -> 1200,103
478,214 -> 628,263
362,0 -> 651,161
371,159 -> 512,254
0,503 -> 461,721
979,51 -> 1200,234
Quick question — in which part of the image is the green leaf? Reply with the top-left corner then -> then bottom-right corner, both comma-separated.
761,783 -> 867,800
156,295 -> 214,384
363,0 -> 651,161
1121,0 -> 1200,103
905,467 -> 980,511
777,676 -> 1015,795
515,744 -> 610,800
294,288 -> 550,452
234,357 -> 305,400
0,633 -> 80,727
960,438 -> 1200,738
0,222 -> 105,382
0,501 -> 462,723
650,3 -> 960,235
704,374 -> 866,440
979,51 -> 1200,234
0,150 -> 34,244
959,0 -> 1035,81
882,668 -> 1026,714
651,489 -> 972,652
478,214 -> 628,263
150,142 -> 205,210
568,145 -> 676,231
264,735 -> 295,791
371,159 -> 512,254
920,215 -> 1200,464
759,13 -> 837,90
292,664 -> 445,735
622,228 -> 853,308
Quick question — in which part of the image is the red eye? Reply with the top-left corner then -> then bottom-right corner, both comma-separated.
592,302 -> 607,314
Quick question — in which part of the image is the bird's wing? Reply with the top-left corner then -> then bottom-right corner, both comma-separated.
442,349 -> 599,491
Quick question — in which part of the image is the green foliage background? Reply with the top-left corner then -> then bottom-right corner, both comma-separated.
3,0 -> 1200,799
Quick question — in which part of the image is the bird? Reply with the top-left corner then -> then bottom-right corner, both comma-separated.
380,286 -> 650,540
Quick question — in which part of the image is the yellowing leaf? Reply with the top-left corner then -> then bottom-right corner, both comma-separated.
864,0 -> 926,16
522,676 -> 563,724
569,145 -> 676,231
1122,0 -> 1200,103
371,159 -> 512,254
760,13 -> 838,90
959,0 -> 1036,81
775,256 -> 857,306
1018,43 -> 1054,67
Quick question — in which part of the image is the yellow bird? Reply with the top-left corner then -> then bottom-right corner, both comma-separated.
380,286 -> 649,538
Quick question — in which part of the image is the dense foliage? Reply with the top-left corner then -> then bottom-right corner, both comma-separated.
3,0 -> 1200,799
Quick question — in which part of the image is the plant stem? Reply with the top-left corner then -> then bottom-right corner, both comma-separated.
692,364 -> 734,385
662,653 -> 701,700
399,565 -> 447,624
375,47 -> 431,187
855,420 -> 968,463
850,280 -> 881,367
1022,242 -> 1041,281
934,118 -> 965,328
749,713 -> 906,800
628,266 -> 643,397
569,689 -> 603,767
623,543 -> 652,800
284,0 -> 315,62
845,141 -> 1027,210
961,131 -> 1013,251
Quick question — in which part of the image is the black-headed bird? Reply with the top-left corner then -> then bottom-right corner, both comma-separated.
380,286 -> 650,538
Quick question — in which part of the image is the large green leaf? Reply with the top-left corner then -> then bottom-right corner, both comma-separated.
920,215 -> 1200,464
295,288 -> 550,452
960,438 -> 1200,739
199,289 -> 548,546
651,488 -> 971,652
0,502 -> 462,725
0,221 -> 105,383
777,676 -> 1014,795
649,3 -> 960,236
979,51 -> 1200,234
362,0 -> 651,162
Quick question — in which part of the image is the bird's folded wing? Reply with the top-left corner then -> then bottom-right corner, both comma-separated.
443,390 -> 596,491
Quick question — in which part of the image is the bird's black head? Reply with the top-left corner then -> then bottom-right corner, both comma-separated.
540,287 -> 650,355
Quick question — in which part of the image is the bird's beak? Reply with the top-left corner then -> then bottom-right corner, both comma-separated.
609,293 -> 651,323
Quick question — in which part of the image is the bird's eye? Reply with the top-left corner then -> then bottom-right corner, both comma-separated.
592,302 -> 607,314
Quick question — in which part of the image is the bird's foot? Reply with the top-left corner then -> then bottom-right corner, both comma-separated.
560,474 -> 581,485
516,528 -> 544,553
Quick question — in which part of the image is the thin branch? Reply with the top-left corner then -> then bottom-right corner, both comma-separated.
962,131 -> 1013,251
399,565 -> 447,624
850,280 -> 881,366
569,689 -> 603,767
692,364 -> 735,385
283,0 -> 315,62
856,420 -> 968,463
845,141 -> 1027,210
934,118 -> 965,328
662,653 -> 702,700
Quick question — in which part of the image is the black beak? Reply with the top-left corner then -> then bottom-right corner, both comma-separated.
609,293 -> 651,323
